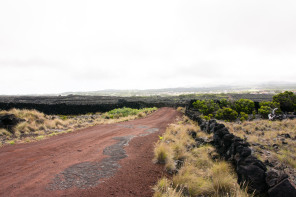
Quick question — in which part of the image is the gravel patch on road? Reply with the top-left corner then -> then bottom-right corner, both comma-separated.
48,124 -> 160,190
48,135 -> 134,190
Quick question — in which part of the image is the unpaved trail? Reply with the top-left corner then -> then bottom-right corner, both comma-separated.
0,107 -> 180,197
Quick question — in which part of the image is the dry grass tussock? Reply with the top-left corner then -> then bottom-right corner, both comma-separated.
0,107 -> 157,146
224,119 -> 296,168
153,116 -> 251,197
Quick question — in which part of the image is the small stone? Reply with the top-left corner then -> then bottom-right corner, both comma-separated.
282,141 -> 288,145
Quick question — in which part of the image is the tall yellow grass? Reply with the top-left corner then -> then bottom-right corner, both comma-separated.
0,107 -> 157,146
153,116 -> 251,197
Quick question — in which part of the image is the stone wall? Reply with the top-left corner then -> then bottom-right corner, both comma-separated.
0,101 -> 176,115
185,107 -> 296,196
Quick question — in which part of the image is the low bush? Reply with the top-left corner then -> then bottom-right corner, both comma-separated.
106,107 -> 157,118
219,98 -> 231,108
8,140 -> 15,145
192,100 -> 220,115
234,99 -> 255,114
260,101 -> 280,109
215,108 -> 238,122
273,91 -> 296,112
258,105 -> 271,119
240,112 -> 248,122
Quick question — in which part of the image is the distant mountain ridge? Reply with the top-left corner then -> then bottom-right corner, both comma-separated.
61,83 -> 296,97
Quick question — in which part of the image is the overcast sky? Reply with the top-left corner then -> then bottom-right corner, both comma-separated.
1,0 -> 296,94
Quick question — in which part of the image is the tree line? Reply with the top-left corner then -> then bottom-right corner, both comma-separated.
192,91 -> 296,121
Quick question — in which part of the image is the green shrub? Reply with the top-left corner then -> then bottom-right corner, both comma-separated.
273,91 -> 296,112
258,106 -> 271,119
260,101 -> 281,114
192,100 -> 220,115
215,108 -> 238,121
106,107 -> 157,118
59,115 -> 68,120
202,115 -> 211,121
219,98 -> 231,108
240,112 -> 248,122
234,99 -> 255,114
107,107 -> 140,117
260,101 -> 280,108
8,140 -> 15,145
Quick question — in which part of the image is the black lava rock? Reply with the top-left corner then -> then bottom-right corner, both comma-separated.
268,179 -> 296,197
237,163 -> 268,194
0,114 -> 25,132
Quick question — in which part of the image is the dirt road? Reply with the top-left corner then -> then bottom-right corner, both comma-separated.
0,108 -> 180,197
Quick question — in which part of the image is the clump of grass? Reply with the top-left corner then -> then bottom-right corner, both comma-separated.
211,162 -> 237,195
15,122 -> 30,134
48,132 -> 58,137
8,140 -> 15,145
154,116 -> 251,197
0,128 -> 12,138
176,107 -> 185,113
35,135 -> 45,141
173,163 -> 214,196
137,112 -> 145,118
154,143 -> 173,164
153,178 -> 184,197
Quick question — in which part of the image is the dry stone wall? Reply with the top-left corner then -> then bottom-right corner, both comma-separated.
185,106 -> 296,197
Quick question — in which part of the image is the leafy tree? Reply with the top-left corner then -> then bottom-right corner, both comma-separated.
260,101 -> 280,109
192,100 -> 220,115
219,98 -> 231,108
273,91 -> 296,112
235,99 -> 255,114
215,108 -> 238,121
240,112 -> 249,122
260,101 -> 281,113
258,106 -> 271,119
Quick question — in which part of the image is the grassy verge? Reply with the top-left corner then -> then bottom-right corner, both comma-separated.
0,107 -> 157,147
153,114 -> 251,197
224,119 -> 296,169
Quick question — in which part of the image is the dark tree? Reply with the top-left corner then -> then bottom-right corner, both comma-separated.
273,91 -> 296,112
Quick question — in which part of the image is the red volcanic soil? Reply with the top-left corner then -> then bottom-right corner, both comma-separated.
0,107 -> 180,197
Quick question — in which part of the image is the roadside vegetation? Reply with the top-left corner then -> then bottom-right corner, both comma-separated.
192,91 -> 296,122
0,107 -> 157,147
153,114 -> 251,197
224,119 -> 296,169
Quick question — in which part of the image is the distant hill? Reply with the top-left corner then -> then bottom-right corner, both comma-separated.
61,83 -> 296,97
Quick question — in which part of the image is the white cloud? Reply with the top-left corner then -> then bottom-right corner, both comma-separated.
0,0 -> 296,94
